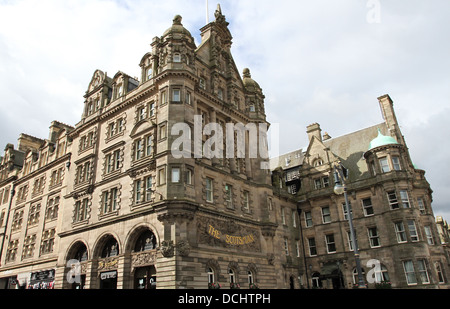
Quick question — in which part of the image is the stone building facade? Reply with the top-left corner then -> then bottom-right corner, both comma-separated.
271,95 -> 450,289
0,7 -> 448,290
0,7 -> 298,290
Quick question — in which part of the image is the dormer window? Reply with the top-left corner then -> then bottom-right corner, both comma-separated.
116,84 -> 123,98
146,68 -> 153,80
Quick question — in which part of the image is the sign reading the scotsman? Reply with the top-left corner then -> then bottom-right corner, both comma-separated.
197,216 -> 261,251
207,224 -> 255,245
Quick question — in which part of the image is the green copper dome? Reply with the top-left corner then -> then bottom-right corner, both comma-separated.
368,128 -> 398,150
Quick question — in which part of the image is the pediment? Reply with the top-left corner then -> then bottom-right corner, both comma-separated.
88,70 -> 106,92
130,119 -> 156,138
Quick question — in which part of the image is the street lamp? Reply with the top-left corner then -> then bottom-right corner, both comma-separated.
333,163 -> 366,289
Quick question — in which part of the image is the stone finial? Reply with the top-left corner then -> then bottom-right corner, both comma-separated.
243,68 -> 251,78
173,15 -> 182,25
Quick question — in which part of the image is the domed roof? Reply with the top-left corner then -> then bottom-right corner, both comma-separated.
242,68 -> 261,91
163,15 -> 192,38
368,128 -> 399,150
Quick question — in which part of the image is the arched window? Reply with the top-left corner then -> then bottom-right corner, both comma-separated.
312,272 -> 322,288
134,230 -> 157,252
101,237 -> 119,258
74,244 -> 88,262
207,267 -> 215,284
228,269 -> 235,284
313,158 -> 323,167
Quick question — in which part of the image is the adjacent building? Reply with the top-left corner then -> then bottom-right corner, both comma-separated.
0,7 -> 448,289
271,94 -> 450,289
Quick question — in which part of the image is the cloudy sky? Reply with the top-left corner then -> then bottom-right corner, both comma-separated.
0,0 -> 449,219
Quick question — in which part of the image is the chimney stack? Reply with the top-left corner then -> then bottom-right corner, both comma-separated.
307,123 -> 322,142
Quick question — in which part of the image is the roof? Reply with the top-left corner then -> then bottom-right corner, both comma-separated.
270,122 -> 389,181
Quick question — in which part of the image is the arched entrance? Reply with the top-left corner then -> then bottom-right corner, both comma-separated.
65,241 -> 88,289
96,235 -> 120,289
130,228 -> 158,289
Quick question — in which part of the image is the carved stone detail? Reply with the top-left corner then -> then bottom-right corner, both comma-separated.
160,240 -> 175,258
131,250 -> 157,267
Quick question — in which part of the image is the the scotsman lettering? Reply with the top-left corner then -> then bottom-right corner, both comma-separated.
207,224 -> 255,245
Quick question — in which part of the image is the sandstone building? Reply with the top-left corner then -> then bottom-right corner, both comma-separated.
0,7 -> 448,289
271,95 -> 450,289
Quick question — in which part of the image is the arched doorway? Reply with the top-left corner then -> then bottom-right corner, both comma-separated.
97,235 -> 120,289
132,229 -> 158,289
65,241 -> 88,289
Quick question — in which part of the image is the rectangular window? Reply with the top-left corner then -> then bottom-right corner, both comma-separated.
186,168 -> 193,185
135,139 -> 143,160
158,168 -> 166,185
362,197 -> 374,216
387,191 -> 399,210
172,89 -> 181,102
284,238 -> 289,256
392,156 -> 401,170
308,238 -> 317,256
45,196 -> 59,221
342,202 -> 352,220
172,167 -> 180,183
206,178 -> 213,202
407,220 -> 419,241
22,234 -> 36,259
403,260 -> 417,285
281,208 -> 286,225
417,259 -> 430,284
347,230 -> 359,251
292,210 -> 297,227
186,92 -> 191,105
74,199 -> 88,222
395,221 -> 407,243
400,190 -> 410,208
417,198 -> 426,214
149,102 -> 156,117
325,234 -> 336,253
424,226 -> 434,245
314,178 -> 322,190
159,124 -> 167,139
145,176 -> 153,201
161,91 -> 167,104
243,191 -> 250,211
321,207 -> 331,223
135,180 -> 142,204
138,106 -> 146,121
40,229 -> 55,255
379,157 -> 390,173
225,184 -> 233,209
304,211 -> 313,227
368,227 -> 380,247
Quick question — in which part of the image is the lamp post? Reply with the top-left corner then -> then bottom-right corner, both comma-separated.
333,163 -> 366,289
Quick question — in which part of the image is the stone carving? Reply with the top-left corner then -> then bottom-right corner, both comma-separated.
176,240 -> 191,257
160,240 -> 175,258
98,257 -> 119,271
131,251 -> 157,267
